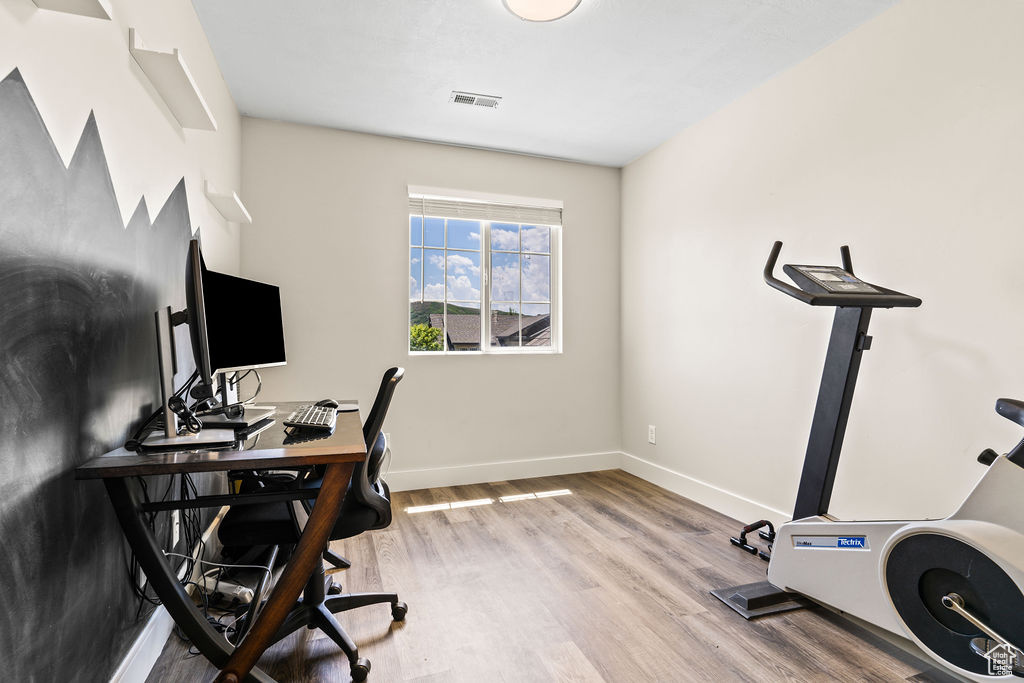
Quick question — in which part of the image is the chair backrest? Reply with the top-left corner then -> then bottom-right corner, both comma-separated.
347,367 -> 404,518
362,367 -> 404,453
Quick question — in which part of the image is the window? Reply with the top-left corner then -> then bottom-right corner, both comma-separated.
408,191 -> 561,354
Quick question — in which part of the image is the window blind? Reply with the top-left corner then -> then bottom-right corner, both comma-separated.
408,195 -> 562,226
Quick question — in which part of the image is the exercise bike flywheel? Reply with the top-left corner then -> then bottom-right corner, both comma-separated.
886,533 -> 1024,677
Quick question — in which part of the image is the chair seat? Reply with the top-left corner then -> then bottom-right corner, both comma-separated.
219,475 -> 390,548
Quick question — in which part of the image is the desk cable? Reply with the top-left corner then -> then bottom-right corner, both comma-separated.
124,370 -> 202,451
195,369 -> 263,419
163,552 -> 275,649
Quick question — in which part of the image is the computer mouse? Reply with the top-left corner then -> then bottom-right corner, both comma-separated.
315,398 -> 340,409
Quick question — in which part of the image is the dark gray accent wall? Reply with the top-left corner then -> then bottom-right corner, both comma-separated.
0,68 -> 213,680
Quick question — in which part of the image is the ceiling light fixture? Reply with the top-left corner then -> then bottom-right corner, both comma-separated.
503,0 -> 581,22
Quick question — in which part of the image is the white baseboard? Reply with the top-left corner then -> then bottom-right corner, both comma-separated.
386,450 -> 786,528
111,604 -> 176,683
386,451 -> 621,492
111,507 -> 228,683
619,451 -> 788,526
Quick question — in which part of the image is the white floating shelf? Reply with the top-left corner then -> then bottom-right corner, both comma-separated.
32,0 -> 110,20
205,181 -> 252,224
129,28 -> 217,131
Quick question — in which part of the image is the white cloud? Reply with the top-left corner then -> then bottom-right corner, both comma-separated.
423,283 -> 445,300
521,255 -> 550,302
446,274 -> 480,301
491,227 -> 519,250
522,227 -> 550,253
410,275 -> 420,299
491,261 -> 519,301
447,253 -> 480,276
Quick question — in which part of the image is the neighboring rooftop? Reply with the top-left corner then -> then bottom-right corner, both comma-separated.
428,312 -> 550,349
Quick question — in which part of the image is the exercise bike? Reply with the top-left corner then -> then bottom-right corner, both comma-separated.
713,242 -> 1024,681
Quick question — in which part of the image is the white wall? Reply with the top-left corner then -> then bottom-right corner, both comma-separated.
621,0 -> 1024,524
0,0 -> 242,271
241,119 -> 621,486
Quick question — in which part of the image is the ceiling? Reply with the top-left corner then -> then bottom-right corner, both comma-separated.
192,0 -> 895,168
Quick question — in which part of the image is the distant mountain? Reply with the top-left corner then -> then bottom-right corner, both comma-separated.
409,301 -> 480,326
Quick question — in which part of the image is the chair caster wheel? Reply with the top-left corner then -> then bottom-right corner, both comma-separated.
327,580 -> 342,595
392,601 -> 408,621
351,658 -> 371,681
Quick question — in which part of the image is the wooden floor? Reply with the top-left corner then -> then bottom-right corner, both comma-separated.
148,470 -> 956,682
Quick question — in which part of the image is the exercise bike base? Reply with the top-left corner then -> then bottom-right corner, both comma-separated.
711,580 -> 813,619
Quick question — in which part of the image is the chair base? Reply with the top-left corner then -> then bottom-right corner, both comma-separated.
324,549 -> 351,595
242,562 -> 406,681
324,548 -> 351,570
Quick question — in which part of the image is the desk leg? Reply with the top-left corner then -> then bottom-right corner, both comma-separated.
103,478 -> 275,683
215,461 -> 355,683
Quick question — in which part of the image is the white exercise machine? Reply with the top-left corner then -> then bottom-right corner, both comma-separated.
713,242 -> 1024,681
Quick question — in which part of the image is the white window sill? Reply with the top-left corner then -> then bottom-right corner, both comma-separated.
408,348 -> 562,357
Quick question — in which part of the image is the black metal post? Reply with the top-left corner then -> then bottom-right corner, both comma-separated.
792,306 -> 872,520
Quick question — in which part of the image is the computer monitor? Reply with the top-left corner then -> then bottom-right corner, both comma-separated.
139,239 -> 286,449
184,238 -> 287,393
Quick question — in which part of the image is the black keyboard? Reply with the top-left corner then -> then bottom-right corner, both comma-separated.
283,404 -> 337,431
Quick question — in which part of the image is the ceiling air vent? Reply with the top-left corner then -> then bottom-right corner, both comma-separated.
450,91 -> 501,109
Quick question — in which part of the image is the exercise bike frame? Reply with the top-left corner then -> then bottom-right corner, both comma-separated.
716,241 -> 1024,682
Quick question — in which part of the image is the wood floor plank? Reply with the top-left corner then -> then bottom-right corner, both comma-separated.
541,641 -> 607,683
147,470 -> 949,682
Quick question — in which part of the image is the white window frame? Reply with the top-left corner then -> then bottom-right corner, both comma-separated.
408,186 -> 562,356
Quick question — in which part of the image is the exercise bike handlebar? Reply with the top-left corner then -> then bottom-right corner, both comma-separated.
764,241 -> 922,308
764,241 -> 815,304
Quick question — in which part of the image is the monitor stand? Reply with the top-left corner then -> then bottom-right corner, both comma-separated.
201,406 -> 276,428
140,307 -> 238,451
203,372 -> 277,428
140,428 -> 237,451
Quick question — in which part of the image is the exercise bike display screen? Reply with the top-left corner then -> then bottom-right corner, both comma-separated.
790,265 -> 881,294
814,272 -> 843,282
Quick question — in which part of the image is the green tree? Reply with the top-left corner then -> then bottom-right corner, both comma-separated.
410,323 -> 443,351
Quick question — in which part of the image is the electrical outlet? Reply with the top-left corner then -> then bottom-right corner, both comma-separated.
648,425 -> 656,445
172,509 -> 181,548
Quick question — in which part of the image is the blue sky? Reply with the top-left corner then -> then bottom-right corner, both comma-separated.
410,217 -> 551,306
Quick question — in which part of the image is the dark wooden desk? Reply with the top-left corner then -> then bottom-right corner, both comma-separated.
76,403 -> 365,683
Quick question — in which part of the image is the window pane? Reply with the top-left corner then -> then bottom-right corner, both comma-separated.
520,303 -> 551,347
447,251 -> 481,302
521,225 -> 550,253
424,217 -> 445,247
422,248 -> 445,300
521,254 -> 550,302
490,252 -> 520,301
446,303 -> 481,351
447,219 -> 481,250
491,223 -> 519,251
490,303 -> 520,348
410,216 -> 422,246
410,307 -> 444,352
408,208 -> 557,355
409,248 -> 422,300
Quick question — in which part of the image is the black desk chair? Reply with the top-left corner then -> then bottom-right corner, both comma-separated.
218,367 -> 406,682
